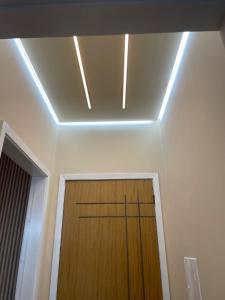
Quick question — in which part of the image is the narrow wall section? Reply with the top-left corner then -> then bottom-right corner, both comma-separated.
160,32 -> 225,300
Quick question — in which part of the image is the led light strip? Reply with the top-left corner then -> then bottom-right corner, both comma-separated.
158,32 -> 190,120
14,38 -> 59,123
59,120 -> 152,126
73,36 -> 92,110
122,34 -> 129,110
14,32 -> 190,126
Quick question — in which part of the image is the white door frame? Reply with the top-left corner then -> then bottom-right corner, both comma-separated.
50,173 -> 170,300
0,120 -> 50,300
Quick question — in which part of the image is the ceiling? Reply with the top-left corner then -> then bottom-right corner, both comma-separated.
0,0 -> 224,38
21,33 -> 182,122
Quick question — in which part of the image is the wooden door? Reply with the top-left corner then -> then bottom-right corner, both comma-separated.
57,179 -> 162,300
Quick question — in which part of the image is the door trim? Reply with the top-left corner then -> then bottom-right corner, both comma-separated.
0,120 -> 50,300
50,173 -> 170,300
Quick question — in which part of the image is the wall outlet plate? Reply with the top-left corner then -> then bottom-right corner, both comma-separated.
184,257 -> 202,300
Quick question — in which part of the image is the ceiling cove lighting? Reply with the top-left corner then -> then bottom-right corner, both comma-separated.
14,33 -> 189,126
158,32 -> 190,120
122,34 -> 129,110
12,39 -> 152,126
73,36 -> 92,110
14,37 -> 152,126
59,120 -> 153,126
14,38 -> 59,123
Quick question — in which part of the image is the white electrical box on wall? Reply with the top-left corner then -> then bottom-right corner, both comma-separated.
184,257 -> 202,300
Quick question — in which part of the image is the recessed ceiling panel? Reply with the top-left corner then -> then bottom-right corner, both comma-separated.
126,32 -> 182,119
78,35 -> 124,120
21,37 -> 87,121
21,33 -> 183,122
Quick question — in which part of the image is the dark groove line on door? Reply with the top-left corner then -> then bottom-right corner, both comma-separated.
76,202 -> 152,205
138,195 -> 146,300
125,195 -> 130,300
78,216 -> 155,219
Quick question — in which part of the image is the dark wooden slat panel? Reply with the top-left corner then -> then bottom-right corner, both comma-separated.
0,166 -> 24,298
0,153 -> 31,300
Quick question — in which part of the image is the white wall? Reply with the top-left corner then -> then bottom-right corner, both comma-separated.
160,31 -> 225,300
55,124 -> 161,173
0,39 -> 57,173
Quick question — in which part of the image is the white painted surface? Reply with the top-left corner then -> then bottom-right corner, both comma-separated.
49,173 -> 170,300
159,32 -> 225,300
0,120 -> 6,155
16,177 -> 50,300
2,121 -> 49,176
153,174 -> 170,300
49,176 -> 66,300
15,177 -> 36,300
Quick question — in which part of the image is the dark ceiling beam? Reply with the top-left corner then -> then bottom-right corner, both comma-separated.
0,0 -> 225,38
221,15 -> 225,45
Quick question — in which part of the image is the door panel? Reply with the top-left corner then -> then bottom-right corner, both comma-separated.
141,218 -> 163,299
127,218 -> 144,299
74,218 -> 128,300
57,179 -> 162,300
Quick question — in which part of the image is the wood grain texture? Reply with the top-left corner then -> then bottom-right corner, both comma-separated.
0,153 -> 31,300
57,179 -> 162,300
66,179 -> 154,204
127,218 -> 145,299
141,218 -> 163,300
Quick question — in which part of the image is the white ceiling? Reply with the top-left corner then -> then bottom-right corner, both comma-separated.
18,33 -> 182,122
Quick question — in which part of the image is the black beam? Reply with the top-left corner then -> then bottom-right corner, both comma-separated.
221,12 -> 225,42
0,0 -> 225,38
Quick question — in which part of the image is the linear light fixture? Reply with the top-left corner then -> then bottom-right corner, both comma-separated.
122,34 -> 129,110
59,120 -> 153,126
158,32 -> 190,120
73,36 -> 91,110
14,39 -> 59,123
